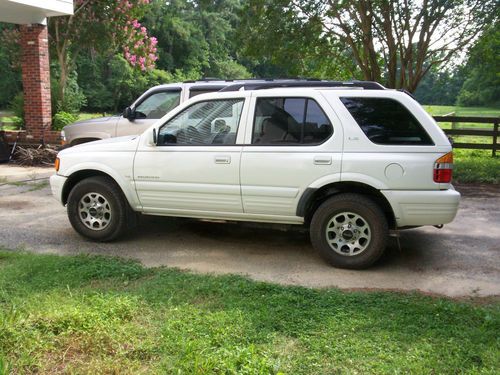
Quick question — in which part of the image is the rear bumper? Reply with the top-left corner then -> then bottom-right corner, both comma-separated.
382,188 -> 460,227
50,174 -> 67,205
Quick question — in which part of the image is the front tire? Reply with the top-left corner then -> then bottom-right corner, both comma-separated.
310,194 -> 388,269
67,176 -> 133,241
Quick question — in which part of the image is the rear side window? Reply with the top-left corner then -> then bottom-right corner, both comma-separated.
189,86 -> 225,98
252,97 -> 333,145
340,97 -> 433,145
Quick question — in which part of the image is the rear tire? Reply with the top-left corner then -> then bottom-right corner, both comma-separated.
310,194 -> 388,269
67,176 -> 135,241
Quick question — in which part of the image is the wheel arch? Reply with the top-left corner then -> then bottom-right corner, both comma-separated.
298,181 -> 396,229
62,168 -> 139,210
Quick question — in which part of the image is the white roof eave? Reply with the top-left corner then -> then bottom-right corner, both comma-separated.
0,0 -> 73,25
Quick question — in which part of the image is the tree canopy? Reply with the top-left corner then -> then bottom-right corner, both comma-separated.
240,0 -> 498,92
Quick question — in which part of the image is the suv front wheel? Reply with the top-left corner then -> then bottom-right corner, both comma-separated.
67,176 -> 136,241
310,194 -> 388,269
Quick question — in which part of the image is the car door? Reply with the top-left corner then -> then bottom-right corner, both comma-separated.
133,94 -> 249,216
116,90 -> 182,137
240,91 -> 343,218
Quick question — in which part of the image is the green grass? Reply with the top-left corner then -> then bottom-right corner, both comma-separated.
453,149 -> 500,184
0,250 -> 498,374
421,105 -> 500,184
423,105 -> 500,117
0,115 -> 23,131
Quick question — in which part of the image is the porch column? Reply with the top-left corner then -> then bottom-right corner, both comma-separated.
20,23 -> 52,143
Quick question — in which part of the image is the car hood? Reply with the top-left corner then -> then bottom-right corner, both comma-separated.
64,115 -> 119,129
59,135 -> 140,154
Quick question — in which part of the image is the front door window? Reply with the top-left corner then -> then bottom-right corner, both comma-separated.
158,99 -> 244,145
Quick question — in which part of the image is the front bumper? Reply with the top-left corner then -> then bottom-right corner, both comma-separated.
382,188 -> 460,227
50,174 -> 67,205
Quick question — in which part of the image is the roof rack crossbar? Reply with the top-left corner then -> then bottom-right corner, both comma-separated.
219,80 -> 385,92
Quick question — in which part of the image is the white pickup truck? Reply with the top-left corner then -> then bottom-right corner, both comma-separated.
51,81 -> 460,269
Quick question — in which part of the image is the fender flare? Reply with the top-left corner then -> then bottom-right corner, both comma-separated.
62,162 -> 140,209
297,173 -> 390,218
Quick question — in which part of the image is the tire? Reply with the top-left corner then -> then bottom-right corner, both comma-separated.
310,193 -> 388,269
67,176 -> 135,241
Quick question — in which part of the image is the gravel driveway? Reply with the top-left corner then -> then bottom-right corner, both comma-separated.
1,166 -> 499,298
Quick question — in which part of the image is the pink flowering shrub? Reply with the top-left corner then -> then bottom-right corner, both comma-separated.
72,0 -> 158,71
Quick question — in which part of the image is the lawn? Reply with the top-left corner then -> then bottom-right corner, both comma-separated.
421,105 -> 500,184
423,105 -> 500,117
0,250 -> 498,374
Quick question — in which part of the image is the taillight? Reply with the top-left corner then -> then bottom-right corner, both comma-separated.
433,152 -> 453,183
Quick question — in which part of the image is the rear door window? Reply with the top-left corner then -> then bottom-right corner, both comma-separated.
340,97 -> 433,145
252,97 -> 333,145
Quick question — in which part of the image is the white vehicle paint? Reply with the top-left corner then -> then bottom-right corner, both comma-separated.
51,82 -> 460,269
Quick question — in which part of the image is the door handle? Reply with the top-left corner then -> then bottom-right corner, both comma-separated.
215,155 -> 231,164
313,156 -> 332,165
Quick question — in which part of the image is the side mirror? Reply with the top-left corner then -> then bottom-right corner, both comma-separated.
123,107 -> 135,120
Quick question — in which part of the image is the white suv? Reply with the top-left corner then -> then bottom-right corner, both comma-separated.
50,81 -> 460,269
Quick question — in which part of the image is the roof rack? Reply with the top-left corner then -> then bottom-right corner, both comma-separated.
219,80 -> 385,92
183,77 -> 327,84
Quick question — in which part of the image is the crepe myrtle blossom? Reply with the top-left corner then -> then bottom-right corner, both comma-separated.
73,0 -> 157,70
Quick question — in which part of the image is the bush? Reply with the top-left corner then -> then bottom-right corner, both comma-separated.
51,68 -> 87,114
52,111 -> 78,131
8,92 -> 24,128
77,54 -> 181,113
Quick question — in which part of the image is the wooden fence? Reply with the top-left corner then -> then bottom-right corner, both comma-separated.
432,116 -> 499,157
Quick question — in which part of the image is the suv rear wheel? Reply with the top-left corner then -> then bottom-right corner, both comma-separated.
310,194 -> 388,269
67,176 -> 135,241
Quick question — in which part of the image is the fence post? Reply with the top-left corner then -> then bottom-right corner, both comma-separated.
493,120 -> 498,157
444,112 -> 457,129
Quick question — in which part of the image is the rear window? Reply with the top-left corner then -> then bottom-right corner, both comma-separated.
340,97 -> 433,145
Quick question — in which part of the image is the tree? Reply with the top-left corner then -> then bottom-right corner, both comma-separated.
242,0 -> 498,91
147,0 -> 250,78
0,24 -> 22,108
48,0 -> 158,108
457,22 -> 500,107
238,0 -> 355,79
414,67 -> 465,105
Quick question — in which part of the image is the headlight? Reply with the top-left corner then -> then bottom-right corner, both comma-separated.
60,130 -> 66,141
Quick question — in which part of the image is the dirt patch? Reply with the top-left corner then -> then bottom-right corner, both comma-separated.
0,199 -> 30,210
455,182 -> 500,198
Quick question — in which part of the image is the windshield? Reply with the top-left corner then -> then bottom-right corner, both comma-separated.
135,91 -> 181,119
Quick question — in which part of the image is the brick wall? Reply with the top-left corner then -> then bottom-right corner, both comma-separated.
2,130 -> 61,145
20,24 -> 56,144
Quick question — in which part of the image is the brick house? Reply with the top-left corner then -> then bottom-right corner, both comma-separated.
0,0 -> 73,144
